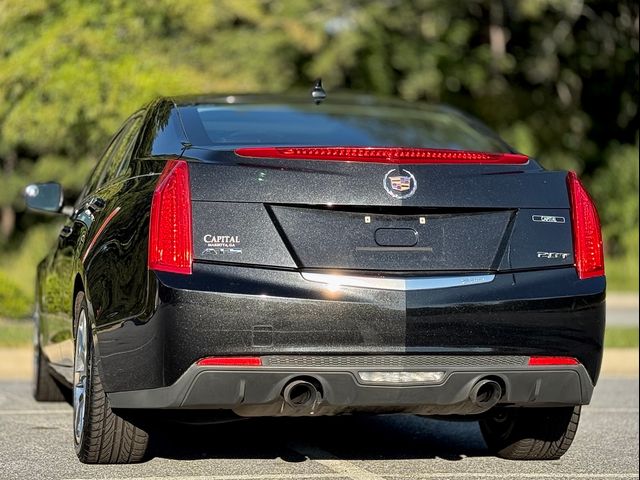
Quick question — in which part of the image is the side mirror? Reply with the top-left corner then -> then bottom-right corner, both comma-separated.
24,182 -> 64,214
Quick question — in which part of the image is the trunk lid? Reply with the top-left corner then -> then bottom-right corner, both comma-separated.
187,153 -> 573,273
269,206 -> 514,271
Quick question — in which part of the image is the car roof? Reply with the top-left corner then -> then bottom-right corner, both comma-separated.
169,92 -> 452,113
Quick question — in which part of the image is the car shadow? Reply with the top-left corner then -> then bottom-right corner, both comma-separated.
147,414 -> 490,462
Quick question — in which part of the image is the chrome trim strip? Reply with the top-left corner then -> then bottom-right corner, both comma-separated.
300,272 -> 495,291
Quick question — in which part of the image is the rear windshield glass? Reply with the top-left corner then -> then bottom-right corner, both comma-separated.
183,105 -> 511,152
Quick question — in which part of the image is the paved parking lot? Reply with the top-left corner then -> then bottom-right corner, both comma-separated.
0,377 -> 637,480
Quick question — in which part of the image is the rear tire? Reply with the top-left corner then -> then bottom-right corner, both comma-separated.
33,317 -> 66,402
73,292 -> 149,464
479,406 -> 581,460
33,347 -> 66,402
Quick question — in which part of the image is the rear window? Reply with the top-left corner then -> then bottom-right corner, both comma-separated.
182,105 -> 511,153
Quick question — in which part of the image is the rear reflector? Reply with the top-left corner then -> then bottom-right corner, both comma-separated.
196,357 -> 262,367
567,172 -> 605,279
148,159 -> 193,275
235,147 -> 528,164
528,356 -> 579,366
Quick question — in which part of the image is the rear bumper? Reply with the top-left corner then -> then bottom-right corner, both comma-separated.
107,355 -> 594,415
94,263 -> 605,395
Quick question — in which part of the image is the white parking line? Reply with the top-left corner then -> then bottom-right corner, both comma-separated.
63,472 -> 640,480
289,442 -> 386,480
391,475 -> 639,479
64,475 -> 346,480
0,409 -> 70,415
584,408 -> 639,413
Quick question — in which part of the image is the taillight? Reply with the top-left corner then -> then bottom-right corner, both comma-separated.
148,159 -> 193,274
235,146 -> 528,164
528,356 -> 579,366
567,172 -> 605,280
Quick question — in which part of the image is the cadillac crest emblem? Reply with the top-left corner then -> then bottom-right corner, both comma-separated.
383,169 -> 417,199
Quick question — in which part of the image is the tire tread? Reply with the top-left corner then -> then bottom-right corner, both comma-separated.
74,292 -> 149,464
480,406 -> 581,460
34,349 -> 66,402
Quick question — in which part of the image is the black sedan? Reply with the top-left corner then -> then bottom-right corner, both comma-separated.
25,92 -> 605,464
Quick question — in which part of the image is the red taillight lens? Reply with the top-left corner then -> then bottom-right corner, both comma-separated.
528,356 -> 580,366
567,172 -> 605,280
148,159 -> 193,275
196,356 -> 262,367
235,146 -> 528,164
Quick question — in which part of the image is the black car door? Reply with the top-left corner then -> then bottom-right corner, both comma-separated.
40,114 -> 144,373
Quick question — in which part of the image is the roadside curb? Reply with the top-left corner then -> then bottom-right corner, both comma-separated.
608,292 -> 639,309
601,347 -> 639,376
0,347 -> 31,380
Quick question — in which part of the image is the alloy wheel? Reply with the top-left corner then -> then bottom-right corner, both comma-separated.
73,309 -> 89,445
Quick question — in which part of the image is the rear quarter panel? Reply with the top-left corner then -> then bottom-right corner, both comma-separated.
81,164 -> 164,389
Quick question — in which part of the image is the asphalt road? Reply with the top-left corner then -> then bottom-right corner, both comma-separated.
0,377 -> 637,480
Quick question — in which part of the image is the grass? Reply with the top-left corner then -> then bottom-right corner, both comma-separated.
604,326 -> 639,349
0,318 -> 637,349
0,318 -> 32,347
0,271 -> 32,319
606,256 -> 639,292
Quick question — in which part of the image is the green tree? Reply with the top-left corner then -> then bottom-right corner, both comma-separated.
1,0 -> 638,317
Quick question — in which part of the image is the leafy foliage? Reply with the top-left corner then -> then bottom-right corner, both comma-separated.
0,271 -> 32,319
0,0 -> 638,316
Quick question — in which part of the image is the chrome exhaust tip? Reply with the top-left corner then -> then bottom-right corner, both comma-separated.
469,379 -> 502,409
282,379 -> 321,409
